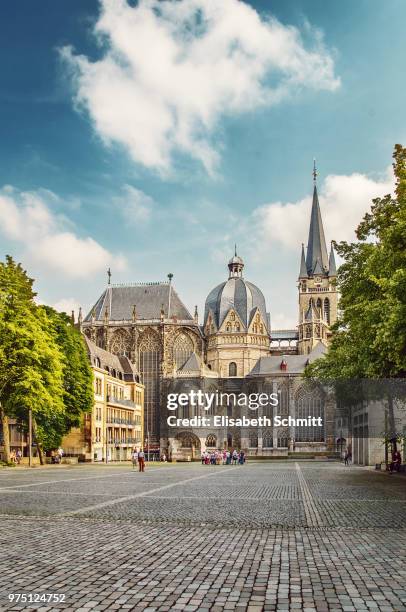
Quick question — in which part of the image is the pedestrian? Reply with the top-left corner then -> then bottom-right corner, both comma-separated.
238,450 -> 245,465
226,450 -> 231,465
232,450 -> 238,465
131,448 -> 138,469
161,453 -> 167,462
16,449 -> 22,465
389,449 -> 401,474
57,447 -> 64,464
344,448 -> 350,466
138,449 -> 145,472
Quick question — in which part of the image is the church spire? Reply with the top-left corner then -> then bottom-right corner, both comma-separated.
328,242 -> 337,276
305,161 -> 328,275
299,243 -> 307,278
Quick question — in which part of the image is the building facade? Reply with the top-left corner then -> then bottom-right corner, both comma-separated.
61,337 -> 144,461
81,174 -> 338,460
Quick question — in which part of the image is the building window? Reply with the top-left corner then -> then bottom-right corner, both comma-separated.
206,434 -> 217,447
262,430 -> 273,448
295,386 -> 325,442
173,333 -> 194,370
229,362 -> 237,377
139,332 -> 161,444
324,298 -> 330,324
249,431 -> 258,448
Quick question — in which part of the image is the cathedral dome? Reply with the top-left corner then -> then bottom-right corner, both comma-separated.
204,252 -> 269,331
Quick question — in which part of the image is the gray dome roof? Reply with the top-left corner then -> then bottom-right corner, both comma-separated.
204,277 -> 268,331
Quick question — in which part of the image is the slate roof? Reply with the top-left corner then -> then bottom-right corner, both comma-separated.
305,185 -> 329,275
328,244 -> 337,276
249,342 -> 326,375
83,336 -> 139,381
177,352 -> 216,377
271,329 -> 299,340
204,277 -> 268,331
84,282 -> 193,322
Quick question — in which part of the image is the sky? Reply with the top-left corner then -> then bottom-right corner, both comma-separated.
0,0 -> 405,328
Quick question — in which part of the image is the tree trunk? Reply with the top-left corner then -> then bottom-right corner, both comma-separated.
0,404 -> 11,463
32,420 -> 44,466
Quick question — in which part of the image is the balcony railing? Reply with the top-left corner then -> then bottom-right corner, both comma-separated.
107,438 -> 141,445
106,395 -> 136,408
106,417 -> 137,426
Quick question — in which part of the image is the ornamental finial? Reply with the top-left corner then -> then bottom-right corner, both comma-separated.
313,159 -> 318,184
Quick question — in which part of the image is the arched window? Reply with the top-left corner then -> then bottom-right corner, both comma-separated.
230,312 -> 235,321
111,369 -> 116,378
324,298 -> 330,324
277,383 -> 289,415
295,386 -> 325,442
277,434 -> 289,448
110,329 -> 132,356
229,362 -> 237,377
173,333 -> 194,370
227,433 -> 232,448
139,332 -> 161,444
235,323 -> 240,332
206,434 -> 217,447
262,430 -> 273,448
249,431 -> 258,448
226,323 -> 231,332
316,298 -> 322,313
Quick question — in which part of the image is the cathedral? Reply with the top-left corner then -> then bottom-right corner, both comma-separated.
80,174 -> 339,460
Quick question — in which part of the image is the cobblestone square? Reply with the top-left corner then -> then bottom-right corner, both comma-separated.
0,461 -> 405,611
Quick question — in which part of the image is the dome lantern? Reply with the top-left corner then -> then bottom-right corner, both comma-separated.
228,245 -> 244,278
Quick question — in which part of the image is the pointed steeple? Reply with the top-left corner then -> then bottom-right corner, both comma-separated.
305,162 -> 328,275
328,242 -> 337,276
299,243 -> 308,278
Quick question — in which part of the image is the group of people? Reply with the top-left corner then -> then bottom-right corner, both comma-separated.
201,449 -> 245,465
9,449 -> 22,464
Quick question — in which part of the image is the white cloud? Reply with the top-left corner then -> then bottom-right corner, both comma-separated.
253,168 -> 395,251
62,0 -> 340,175
113,184 -> 154,223
52,297 -> 82,315
0,186 -> 126,279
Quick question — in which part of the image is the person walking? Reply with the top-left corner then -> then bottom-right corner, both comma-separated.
389,449 -> 401,473
131,448 -> 138,469
138,449 -> 145,472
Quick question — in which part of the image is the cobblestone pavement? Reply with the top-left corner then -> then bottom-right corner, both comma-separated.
0,462 -> 405,611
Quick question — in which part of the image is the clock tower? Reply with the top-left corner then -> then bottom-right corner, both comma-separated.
297,163 -> 338,355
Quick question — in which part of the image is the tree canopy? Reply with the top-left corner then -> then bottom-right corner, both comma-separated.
0,257 -> 93,454
306,144 -> 406,380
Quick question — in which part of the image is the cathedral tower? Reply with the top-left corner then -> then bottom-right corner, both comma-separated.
297,163 -> 338,354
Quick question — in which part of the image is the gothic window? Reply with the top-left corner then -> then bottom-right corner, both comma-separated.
229,362 -> 237,377
324,298 -> 330,324
306,325 -> 311,338
226,323 -> 231,332
235,323 -> 240,332
139,332 -> 161,444
206,434 -> 217,447
260,324 -> 264,334
110,329 -> 132,356
173,333 -> 194,370
295,386 -> 325,442
227,433 -> 233,447
316,298 -> 322,312
249,431 -> 258,448
230,312 -> 235,321
262,430 -> 273,448
277,434 -> 289,448
277,383 -> 289,415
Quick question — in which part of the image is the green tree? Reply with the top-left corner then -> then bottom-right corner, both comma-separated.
0,257 -> 65,462
307,144 -> 406,380
40,306 -> 93,449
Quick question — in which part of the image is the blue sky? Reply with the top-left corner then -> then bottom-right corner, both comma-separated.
0,0 -> 404,327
